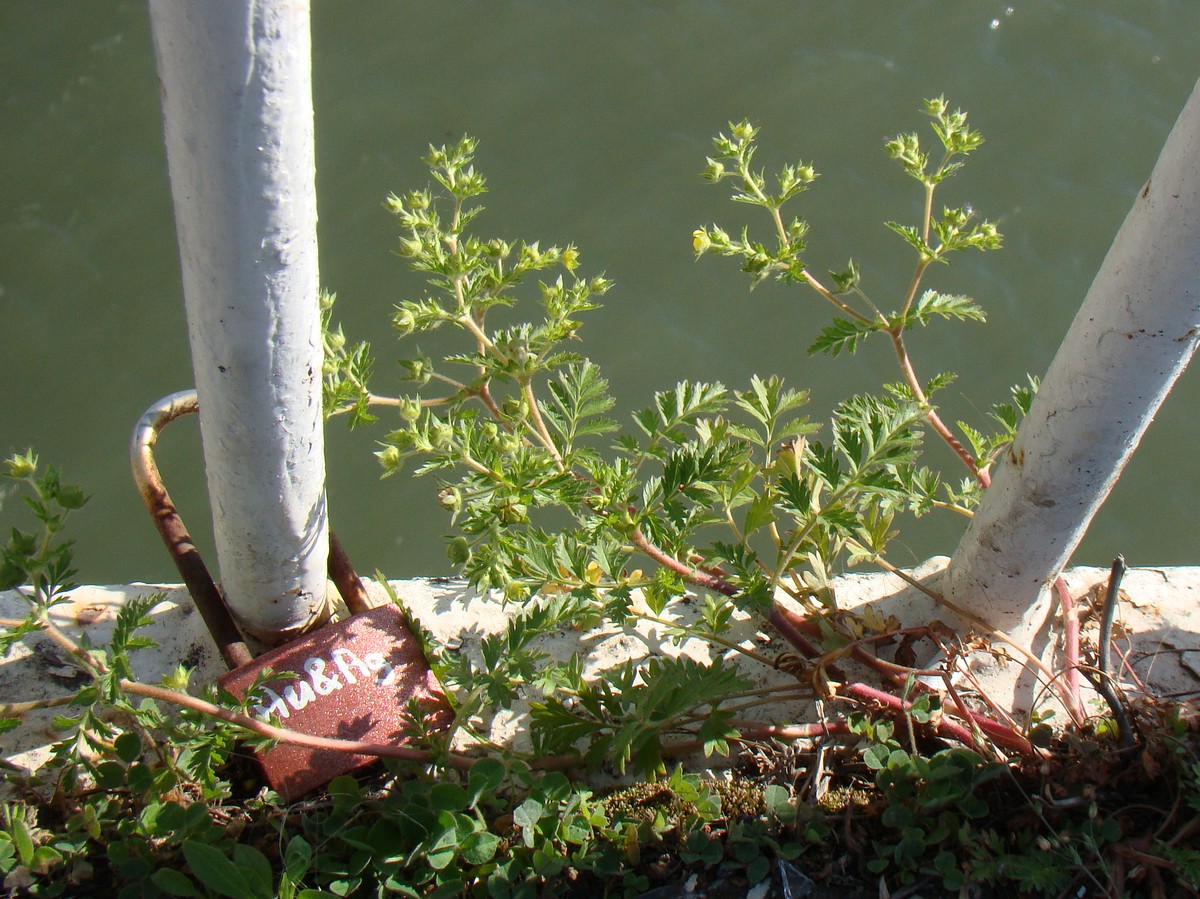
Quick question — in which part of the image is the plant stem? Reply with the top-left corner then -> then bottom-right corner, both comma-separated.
125,680 -> 479,769
801,270 -> 874,323
0,694 -> 76,716
630,526 -> 738,598
520,377 -> 564,467
633,610 -> 778,668
1053,576 -> 1087,724
865,553 -> 1066,703
457,313 -> 508,365
768,604 -> 1037,757
889,326 -> 988,487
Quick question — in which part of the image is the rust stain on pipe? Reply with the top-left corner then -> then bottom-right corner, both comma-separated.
131,390 -> 253,669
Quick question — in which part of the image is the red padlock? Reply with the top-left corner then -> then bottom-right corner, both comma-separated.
132,391 -> 452,800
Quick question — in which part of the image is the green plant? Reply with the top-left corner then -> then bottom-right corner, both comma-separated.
851,710 -> 1002,890
322,99 -> 1048,778
0,450 -> 86,614
10,98 -> 1199,897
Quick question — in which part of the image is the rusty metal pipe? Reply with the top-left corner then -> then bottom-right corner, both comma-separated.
132,391 -> 373,665
131,390 -> 252,669
328,530 -> 371,616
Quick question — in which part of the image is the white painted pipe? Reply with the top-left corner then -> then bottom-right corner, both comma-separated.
943,76 -> 1200,639
149,0 -> 329,641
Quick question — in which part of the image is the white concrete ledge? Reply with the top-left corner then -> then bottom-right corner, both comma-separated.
3,562 -> 1198,787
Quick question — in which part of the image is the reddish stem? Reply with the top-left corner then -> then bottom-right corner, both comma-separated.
632,524 -> 1035,756
890,330 -> 989,489
1053,576 -> 1087,725
771,604 -> 1036,757
631,525 -> 738,597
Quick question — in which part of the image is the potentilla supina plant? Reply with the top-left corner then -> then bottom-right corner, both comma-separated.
317,99 -> 1091,774
1,99 -> 1172,898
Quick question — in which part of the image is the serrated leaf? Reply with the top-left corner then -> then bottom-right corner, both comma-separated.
697,709 -> 740,757
543,361 -> 617,453
643,381 -> 727,441
741,490 -> 777,538
733,374 -> 809,428
910,290 -> 985,326
956,420 -> 987,458
885,221 -> 931,256
924,371 -> 957,395
808,316 -> 881,357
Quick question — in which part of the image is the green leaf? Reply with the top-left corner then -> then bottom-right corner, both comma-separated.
513,798 -> 545,830
733,374 -> 810,432
459,831 -> 501,866
284,835 -> 313,882
637,381 -> 727,441
863,743 -> 892,771
424,826 -> 460,870
234,844 -> 274,898
763,784 -> 794,821
182,842 -> 251,899
885,221 -> 932,257
808,316 -> 881,357
467,757 -> 506,808
697,709 -> 740,757
542,361 -> 617,452
114,731 -> 142,764
151,868 -> 202,897
741,490 -> 776,538
910,290 -> 985,326
430,782 -> 470,811
11,815 -> 34,866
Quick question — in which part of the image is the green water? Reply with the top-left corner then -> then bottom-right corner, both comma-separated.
2,2 -> 1199,586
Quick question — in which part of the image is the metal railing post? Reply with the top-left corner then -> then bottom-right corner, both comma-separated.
944,76 -> 1200,640
149,0 -> 329,640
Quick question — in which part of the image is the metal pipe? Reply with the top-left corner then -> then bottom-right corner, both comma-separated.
944,75 -> 1200,641
131,390 -> 252,670
132,391 -> 372,666
149,0 -> 329,640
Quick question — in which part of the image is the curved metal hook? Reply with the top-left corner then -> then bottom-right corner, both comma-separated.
132,391 -> 373,669
132,390 -> 252,669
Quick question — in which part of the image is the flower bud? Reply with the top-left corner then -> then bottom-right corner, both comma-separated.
376,445 -> 401,470
399,397 -> 422,422
499,501 -> 528,524
393,307 -> 417,336
397,236 -> 423,259
702,158 -> 725,182
446,536 -> 471,565
4,451 -> 36,479
437,486 -> 462,514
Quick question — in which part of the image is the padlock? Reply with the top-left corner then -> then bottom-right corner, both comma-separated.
132,391 -> 453,800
